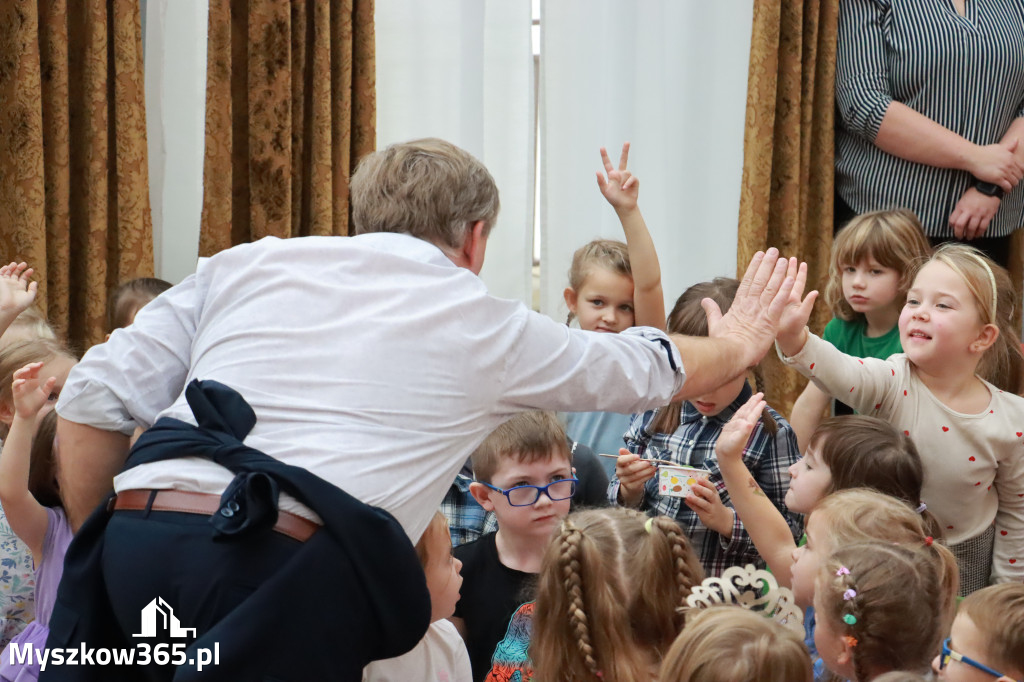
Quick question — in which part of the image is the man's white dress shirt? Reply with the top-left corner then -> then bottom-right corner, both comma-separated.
58,233 -> 684,541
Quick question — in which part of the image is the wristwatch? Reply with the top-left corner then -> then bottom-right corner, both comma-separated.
973,178 -> 1004,199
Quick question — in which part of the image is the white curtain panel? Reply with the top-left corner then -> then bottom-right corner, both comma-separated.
144,0 -> 208,284
539,0 -> 753,321
375,0 -> 535,304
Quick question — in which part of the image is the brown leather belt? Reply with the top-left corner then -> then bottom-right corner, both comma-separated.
112,489 -> 320,543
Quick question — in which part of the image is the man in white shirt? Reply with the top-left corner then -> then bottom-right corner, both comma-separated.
50,138 -> 810,679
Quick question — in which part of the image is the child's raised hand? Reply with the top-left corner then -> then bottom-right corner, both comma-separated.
0,262 -> 38,317
775,258 -> 817,355
615,448 -> 657,507
11,362 -> 57,420
684,478 -> 734,538
715,393 -> 766,463
596,143 -> 639,212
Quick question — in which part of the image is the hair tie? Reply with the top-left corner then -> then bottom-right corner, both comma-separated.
842,635 -> 858,648
644,517 -> 654,534
924,536 -> 933,547
843,614 -> 858,626
843,589 -> 857,601
915,502 -> 927,514
835,566 -> 850,577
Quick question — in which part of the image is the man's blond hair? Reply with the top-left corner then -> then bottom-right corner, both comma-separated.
350,138 -> 500,252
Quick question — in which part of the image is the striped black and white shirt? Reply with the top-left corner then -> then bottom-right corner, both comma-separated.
836,0 -> 1024,238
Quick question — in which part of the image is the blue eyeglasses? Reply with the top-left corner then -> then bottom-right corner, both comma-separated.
479,478 -> 578,507
940,638 -> 1020,680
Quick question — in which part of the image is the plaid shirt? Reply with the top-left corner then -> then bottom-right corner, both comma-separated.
441,474 -> 497,548
608,382 -> 803,577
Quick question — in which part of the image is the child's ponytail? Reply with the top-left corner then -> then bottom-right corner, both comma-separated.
634,515 -> 703,649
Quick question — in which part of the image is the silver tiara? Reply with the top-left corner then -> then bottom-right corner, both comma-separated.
685,564 -> 804,636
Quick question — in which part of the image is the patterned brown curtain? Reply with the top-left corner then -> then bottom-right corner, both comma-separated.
200,0 -> 375,254
736,0 -> 839,415
0,0 -> 153,351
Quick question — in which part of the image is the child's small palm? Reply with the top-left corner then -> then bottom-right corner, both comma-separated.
715,393 -> 766,461
11,363 -> 55,420
0,262 -> 37,316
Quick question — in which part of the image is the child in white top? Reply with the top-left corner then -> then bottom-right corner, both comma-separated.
563,143 -> 664,472
363,511 -> 470,682
776,243 -> 1024,592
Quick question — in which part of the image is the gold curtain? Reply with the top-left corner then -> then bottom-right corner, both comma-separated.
0,0 -> 152,351
737,0 -> 839,415
200,0 -> 375,254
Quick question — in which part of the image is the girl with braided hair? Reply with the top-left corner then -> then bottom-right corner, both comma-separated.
531,507 -> 703,682
814,541 -> 958,681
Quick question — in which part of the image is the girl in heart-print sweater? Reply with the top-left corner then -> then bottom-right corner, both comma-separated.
776,243 -> 1024,594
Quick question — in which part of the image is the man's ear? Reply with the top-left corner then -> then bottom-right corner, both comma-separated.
469,481 -> 496,511
460,220 -> 488,275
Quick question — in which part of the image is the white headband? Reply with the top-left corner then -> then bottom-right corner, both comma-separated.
968,252 -> 998,321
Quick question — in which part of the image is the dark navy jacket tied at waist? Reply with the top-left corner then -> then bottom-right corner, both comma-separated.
44,379 -> 430,681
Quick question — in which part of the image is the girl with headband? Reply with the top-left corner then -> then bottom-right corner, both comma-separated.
777,242 -> 1024,594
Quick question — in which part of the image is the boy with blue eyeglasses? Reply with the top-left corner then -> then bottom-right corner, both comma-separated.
451,411 -> 576,682
933,583 -> 1024,682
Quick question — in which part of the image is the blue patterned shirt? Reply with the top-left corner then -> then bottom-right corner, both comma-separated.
608,382 -> 803,577
441,474 -> 497,548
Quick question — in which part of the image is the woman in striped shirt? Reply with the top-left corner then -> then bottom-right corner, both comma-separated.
835,0 -> 1024,267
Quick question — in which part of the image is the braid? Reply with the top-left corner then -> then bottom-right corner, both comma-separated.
558,523 -> 601,678
820,543 -> 953,681
834,567 -> 868,682
651,516 -> 700,603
